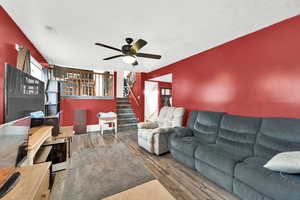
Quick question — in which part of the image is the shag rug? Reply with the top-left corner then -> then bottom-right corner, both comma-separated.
62,140 -> 154,200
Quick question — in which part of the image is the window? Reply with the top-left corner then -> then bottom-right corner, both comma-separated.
30,56 -> 43,81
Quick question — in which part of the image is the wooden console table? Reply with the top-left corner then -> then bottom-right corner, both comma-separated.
27,126 -> 53,165
27,126 -> 74,171
0,162 -> 51,200
43,126 -> 74,171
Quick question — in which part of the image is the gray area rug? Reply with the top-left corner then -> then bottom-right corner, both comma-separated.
62,140 -> 154,200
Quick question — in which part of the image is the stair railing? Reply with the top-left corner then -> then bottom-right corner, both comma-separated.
127,82 -> 140,106
126,72 -> 139,106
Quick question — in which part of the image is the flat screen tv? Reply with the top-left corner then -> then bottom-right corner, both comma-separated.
4,64 -> 45,122
0,117 -> 31,198
0,116 -> 31,168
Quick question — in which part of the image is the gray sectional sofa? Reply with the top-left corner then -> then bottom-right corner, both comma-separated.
169,110 -> 300,200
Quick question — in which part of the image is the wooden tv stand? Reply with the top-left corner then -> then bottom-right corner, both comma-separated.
27,126 -> 53,165
0,162 -> 51,200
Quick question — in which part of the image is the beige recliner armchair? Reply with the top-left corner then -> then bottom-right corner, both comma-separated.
138,106 -> 185,155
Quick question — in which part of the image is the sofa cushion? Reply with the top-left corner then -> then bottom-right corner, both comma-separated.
169,136 -> 203,157
255,117 -> 300,159
195,144 -> 247,176
233,179 -> 273,200
195,159 -> 234,192
235,157 -> 300,200
217,114 -> 261,157
171,127 -> 194,138
171,148 -> 195,169
187,110 -> 225,143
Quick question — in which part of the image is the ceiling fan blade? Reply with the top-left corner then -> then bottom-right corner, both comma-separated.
131,39 -> 147,52
103,55 -> 124,60
95,43 -> 122,52
132,60 -> 138,66
136,53 -> 161,59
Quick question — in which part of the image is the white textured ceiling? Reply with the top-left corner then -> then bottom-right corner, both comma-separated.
1,0 -> 300,72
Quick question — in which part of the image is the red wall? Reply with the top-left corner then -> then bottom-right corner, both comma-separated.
60,98 -> 117,126
60,72 -> 117,126
0,6 -> 47,123
147,15 -> 300,120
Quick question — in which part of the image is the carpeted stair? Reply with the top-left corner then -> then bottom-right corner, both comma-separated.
117,98 -> 138,131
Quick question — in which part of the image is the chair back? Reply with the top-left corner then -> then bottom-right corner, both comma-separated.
158,107 -> 185,128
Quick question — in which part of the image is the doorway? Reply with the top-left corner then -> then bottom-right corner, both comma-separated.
144,81 -> 159,121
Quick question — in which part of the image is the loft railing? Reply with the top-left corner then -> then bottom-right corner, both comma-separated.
49,66 -> 114,97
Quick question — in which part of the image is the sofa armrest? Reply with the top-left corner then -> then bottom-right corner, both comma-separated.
172,127 -> 194,138
138,121 -> 159,129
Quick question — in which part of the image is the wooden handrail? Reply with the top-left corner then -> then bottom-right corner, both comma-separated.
127,83 -> 140,106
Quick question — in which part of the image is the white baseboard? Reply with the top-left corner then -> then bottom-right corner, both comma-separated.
86,124 -> 113,132
87,124 -> 100,132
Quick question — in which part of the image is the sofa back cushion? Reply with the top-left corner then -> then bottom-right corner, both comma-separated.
255,117 -> 300,159
217,114 -> 261,156
188,110 -> 225,143
158,107 -> 185,128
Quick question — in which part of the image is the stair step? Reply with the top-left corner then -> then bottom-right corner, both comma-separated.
116,98 -> 137,130
117,105 -> 131,108
118,122 -> 137,127
118,116 -> 136,121
117,112 -> 135,115
118,125 -> 137,131
118,117 -> 136,121
116,98 -> 129,103
118,119 -> 137,124
118,110 -> 134,114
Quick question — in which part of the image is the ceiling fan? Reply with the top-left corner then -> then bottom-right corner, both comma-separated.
95,38 -> 162,66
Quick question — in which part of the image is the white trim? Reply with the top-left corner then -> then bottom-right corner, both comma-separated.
86,124 -> 113,132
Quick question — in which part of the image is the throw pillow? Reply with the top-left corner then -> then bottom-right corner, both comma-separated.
264,151 -> 300,174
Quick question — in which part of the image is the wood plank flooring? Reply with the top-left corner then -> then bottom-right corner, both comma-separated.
118,130 -> 239,200
51,130 -> 240,200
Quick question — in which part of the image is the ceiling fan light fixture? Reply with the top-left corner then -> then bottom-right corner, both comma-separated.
122,55 -> 136,64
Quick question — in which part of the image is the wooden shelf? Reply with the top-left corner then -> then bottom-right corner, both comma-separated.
34,146 -> 52,164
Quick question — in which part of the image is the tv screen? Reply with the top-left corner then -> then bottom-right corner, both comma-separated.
4,64 -> 45,122
0,117 -> 31,168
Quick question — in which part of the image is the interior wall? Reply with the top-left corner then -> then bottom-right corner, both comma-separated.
147,15 -> 300,122
0,6 -> 47,124
60,72 -> 118,126
60,98 -> 116,126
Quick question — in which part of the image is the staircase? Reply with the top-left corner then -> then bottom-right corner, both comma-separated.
117,98 -> 138,131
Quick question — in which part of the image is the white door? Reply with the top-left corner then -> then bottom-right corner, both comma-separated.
144,81 -> 159,121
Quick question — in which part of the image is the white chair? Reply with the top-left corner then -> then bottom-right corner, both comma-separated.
137,106 -> 185,155
97,112 -> 117,136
